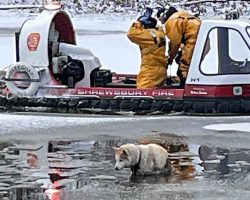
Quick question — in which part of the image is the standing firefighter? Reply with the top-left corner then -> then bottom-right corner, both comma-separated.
157,6 -> 201,87
127,8 -> 167,89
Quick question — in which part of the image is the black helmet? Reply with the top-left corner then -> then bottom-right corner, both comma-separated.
142,17 -> 157,29
156,7 -> 167,18
157,6 -> 178,23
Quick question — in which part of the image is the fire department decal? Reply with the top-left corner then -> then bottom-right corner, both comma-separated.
27,33 -> 40,51
233,86 -> 242,96
77,88 -> 179,97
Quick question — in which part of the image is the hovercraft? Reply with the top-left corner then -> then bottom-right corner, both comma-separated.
0,2 -> 250,115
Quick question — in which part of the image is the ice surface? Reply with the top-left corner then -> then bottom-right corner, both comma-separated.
204,123 -> 250,132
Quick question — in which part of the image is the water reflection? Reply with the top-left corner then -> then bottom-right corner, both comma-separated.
0,138 -> 250,199
199,145 -> 250,180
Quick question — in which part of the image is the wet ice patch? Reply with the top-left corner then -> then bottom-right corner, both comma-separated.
1,138 -> 250,200
204,123 -> 250,132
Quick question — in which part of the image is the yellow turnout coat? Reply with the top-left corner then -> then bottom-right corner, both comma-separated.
127,21 -> 167,89
165,11 -> 201,78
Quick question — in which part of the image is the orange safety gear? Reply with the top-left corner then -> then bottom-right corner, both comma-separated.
165,11 -> 201,79
127,21 -> 167,89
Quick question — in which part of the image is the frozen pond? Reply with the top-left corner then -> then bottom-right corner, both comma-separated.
0,134 -> 250,200
0,113 -> 249,199
0,36 -> 16,69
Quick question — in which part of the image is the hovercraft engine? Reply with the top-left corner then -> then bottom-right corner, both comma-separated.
52,55 -> 84,88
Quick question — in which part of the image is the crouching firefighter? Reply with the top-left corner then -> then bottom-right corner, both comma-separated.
127,8 -> 167,89
157,6 -> 201,88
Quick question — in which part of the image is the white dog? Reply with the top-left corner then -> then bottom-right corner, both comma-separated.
114,143 -> 171,176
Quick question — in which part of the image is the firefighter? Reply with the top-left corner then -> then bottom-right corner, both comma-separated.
127,8 -> 167,89
157,6 -> 201,88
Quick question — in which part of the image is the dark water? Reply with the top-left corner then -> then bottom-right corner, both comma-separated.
0,134 -> 250,200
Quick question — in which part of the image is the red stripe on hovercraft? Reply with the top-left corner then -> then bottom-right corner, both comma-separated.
76,87 -> 184,99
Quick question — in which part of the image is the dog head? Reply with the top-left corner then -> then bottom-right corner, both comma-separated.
113,147 -> 130,171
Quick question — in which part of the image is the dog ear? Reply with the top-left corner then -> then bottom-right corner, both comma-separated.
123,148 -> 129,156
112,147 -> 120,151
